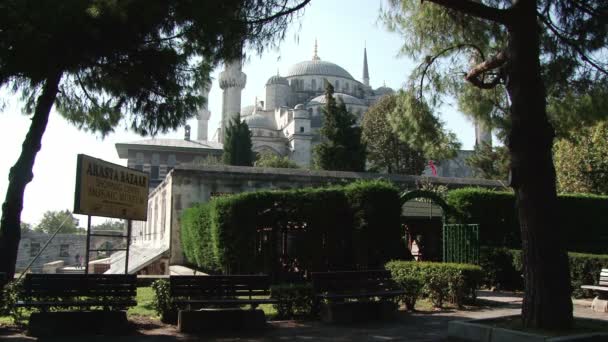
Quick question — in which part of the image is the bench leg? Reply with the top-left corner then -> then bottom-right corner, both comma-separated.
591,296 -> 608,313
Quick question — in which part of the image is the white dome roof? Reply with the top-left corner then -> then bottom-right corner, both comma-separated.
309,93 -> 365,106
286,60 -> 354,80
243,113 -> 276,130
374,86 -> 394,95
266,75 -> 289,86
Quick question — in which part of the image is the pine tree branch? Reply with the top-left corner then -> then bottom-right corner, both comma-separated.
422,0 -> 509,24
246,0 -> 311,25
464,51 -> 508,89
418,43 -> 486,99
538,14 -> 608,76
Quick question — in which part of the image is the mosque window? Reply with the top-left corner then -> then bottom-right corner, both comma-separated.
30,243 -> 40,257
311,79 -> 316,90
151,166 -> 159,180
167,154 -> 176,172
335,80 -> 340,89
59,244 -> 69,257
300,126 -> 305,133
346,83 -> 350,91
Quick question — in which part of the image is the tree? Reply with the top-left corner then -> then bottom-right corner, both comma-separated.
92,220 -> 125,232
20,222 -> 32,233
34,210 -> 83,234
314,83 -> 367,171
554,121 -> 608,195
362,94 -> 426,175
0,0 -> 311,280
383,0 -> 607,328
223,116 -> 254,166
255,152 -> 300,169
466,142 -> 510,180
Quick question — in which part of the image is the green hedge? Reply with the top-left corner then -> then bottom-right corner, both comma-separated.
270,283 -> 314,319
385,260 -> 482,308
446,188 -> 608,253
181,180 -> 410,276
481,248 -> 608,298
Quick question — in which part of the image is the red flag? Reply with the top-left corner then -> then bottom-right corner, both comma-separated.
429,160 -> 437,176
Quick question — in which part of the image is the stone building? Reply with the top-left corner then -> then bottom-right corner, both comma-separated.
16,231 -> 86,273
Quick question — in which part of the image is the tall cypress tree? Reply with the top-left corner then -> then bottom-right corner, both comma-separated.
223,116 -> 254,166
314,83 -> 366,171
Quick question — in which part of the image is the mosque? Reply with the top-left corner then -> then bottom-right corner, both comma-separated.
116,41 -> 490,191
215,41 -> 397,167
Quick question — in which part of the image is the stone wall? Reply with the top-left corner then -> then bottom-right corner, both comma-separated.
16,232 -> 86,273
141,164 -> 503,265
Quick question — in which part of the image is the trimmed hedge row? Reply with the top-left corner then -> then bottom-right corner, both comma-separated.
480,247 -> 608,298
385,260 -> 483,308
446,188 -> 608,253
181,180 -> 410,276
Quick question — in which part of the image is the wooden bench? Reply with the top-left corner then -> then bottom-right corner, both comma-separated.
169,275 -> 278,332
581,268 -> 608,313
16,273 -> 137,336
311,270 -> 405,323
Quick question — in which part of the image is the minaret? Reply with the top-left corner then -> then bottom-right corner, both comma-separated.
475,119 -> 492,148
362,44 -> 370,87
196,82 -> 211,141
219,56 -> 246,143
312,39 -> 320,61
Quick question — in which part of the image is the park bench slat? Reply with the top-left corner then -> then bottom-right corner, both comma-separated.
170,275 -> 274,308
317,290 -> 406,299
311,270 -> 403,303
581,285 -> 608,292
19,274 -> 137,311
172,299 -> 278,305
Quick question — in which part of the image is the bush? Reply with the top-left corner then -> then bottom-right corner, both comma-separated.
385,261 -> 482,308
1,280 -> 26,325
181,180 -> 409,277
270,283 -> 314,319
479,247 -> 523,290
446,188 -> 608,253
568,252 -> 608,298
481,248 -> 608,298
151,279 -> 177,323
394,275 -> 422,311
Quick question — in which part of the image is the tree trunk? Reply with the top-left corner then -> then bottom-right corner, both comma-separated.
505,1 -> 573,329
0,71 -> 62,280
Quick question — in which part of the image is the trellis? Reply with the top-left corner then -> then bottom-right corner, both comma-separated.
442,224 -> 480,264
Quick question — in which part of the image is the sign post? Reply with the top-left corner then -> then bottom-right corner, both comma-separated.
74,154 -> 148,274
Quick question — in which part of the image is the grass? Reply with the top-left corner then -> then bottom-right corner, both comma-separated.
128,287 -> 158,318
484,316 -> 608,337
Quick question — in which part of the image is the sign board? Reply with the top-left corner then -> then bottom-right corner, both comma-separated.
74,154 -> 149,220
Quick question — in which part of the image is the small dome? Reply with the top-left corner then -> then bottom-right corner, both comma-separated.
286,60 -> 355,80
309,92 -> 365,106
374,86 -> 394,96
266,75 -> 289,86
243,113 -> 276,130
294,107 -> 310,119
294,104 -> 305,109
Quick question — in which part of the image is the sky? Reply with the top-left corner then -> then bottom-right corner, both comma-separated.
0,0 -> 476,227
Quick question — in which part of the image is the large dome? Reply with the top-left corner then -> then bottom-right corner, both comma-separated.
286,60 -> 355,80
309,92 -> 365,106
244,113 -> 276,130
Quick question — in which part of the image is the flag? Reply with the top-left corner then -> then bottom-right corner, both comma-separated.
429,160 -> 437,176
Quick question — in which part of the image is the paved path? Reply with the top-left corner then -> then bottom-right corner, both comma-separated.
1,292 -> 605,342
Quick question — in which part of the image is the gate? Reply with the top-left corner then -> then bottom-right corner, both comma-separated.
442,224 -> 479,264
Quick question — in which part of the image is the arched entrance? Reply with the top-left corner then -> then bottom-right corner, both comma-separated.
400,190 -> 450,261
